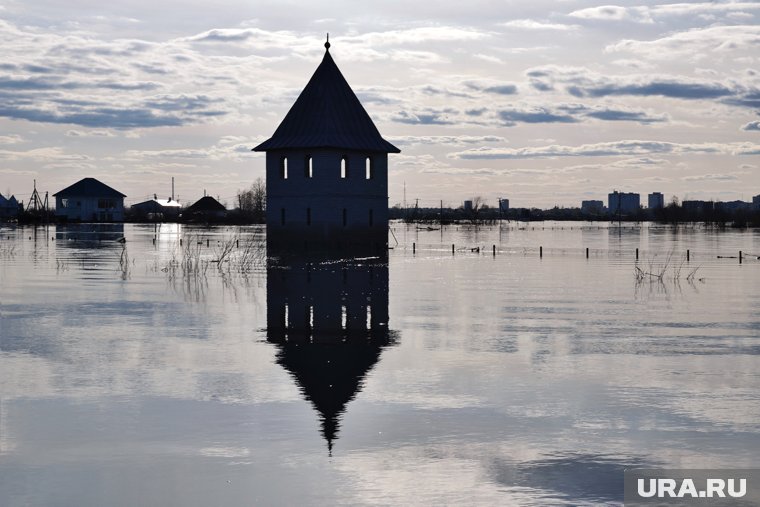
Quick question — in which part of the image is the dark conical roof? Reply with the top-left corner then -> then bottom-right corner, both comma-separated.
253,47 -> 400,154
186,195 -> 226,212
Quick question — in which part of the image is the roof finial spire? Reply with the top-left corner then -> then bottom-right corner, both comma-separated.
325,33 -> 330,50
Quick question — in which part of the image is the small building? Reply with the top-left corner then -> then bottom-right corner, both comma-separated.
608,191 -> 640,215
463,200 -> 473,212
53,178 -> 125,222
131,196 -> 182,220
184,195 -> 226,220
498,198 -> 509,213
581,200 -> 604,215
0,193 -> 20,220
253,37 -> 399,249
648,192 -> 664,209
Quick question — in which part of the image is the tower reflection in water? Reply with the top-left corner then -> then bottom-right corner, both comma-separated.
266,251 -> 397,454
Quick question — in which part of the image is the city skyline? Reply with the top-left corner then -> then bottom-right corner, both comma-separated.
0,1 -> 759,209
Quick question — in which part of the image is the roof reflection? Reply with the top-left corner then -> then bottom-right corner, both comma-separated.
266,251 -> 397,454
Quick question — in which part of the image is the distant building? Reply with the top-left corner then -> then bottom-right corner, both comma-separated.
648,192 -> 664,209
463,200 -> 473,212
714,200 -> 750,213
53,178 -> 125,222
253,38 -> 399,248
131,196 -> 181,220
608,191 -> 640,215
682,200 -> 713,213
0,193 -> 20,219
498,198 -> 509,213
753,195 -> 760,210
185,195 -> 226,220
581,200 -> 604,215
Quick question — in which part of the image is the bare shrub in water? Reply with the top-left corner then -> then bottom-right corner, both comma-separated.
161,231 -> 265,280
635,249 -> 702,283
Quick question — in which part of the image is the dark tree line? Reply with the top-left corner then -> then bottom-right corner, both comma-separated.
235,177 -> 266,222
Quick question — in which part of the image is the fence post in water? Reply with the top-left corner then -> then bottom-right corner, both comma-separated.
236,239 -> 239,248
740,250 -> 743,263
687,249 -> 689,261
635,248 -> 638,260
452,244 -> 455,255
540,246 -> 543,258
152,237 -> 155,245
492,244 -> 496,256
180,238 -> 183,246
413,242 -> 416,254
207,239 -> 209,247
586,247 -> 589,259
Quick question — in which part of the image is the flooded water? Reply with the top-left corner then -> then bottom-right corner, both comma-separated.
1,222 -> 759,506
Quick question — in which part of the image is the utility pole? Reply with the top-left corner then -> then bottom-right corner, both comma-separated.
403,180 -> 407,219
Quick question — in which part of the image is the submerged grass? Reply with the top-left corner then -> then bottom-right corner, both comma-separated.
634,249 -> 702,283
160,232 -> 265,282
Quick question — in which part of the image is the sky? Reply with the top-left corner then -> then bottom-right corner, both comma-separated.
0,0 -> 759,209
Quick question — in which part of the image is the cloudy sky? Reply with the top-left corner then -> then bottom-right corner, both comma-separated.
0,0 -> 759,209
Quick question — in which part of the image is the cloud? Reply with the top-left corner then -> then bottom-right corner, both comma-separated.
584,108 -> 667,123
391,108 -> 459,125
65,129 -> 116,137
570,3 -> 760,24
569,80 -> 734,100
339,26 -> 491,46
500,20 -> 580,31
569,5 -> 652,23
388,135 -> 507,146
465,108 -> 487,116
125,136 -> 265,162
0,134 -> 23,144
0,102 -> 199,128
142,94 -> 224,111
0,147 -> 90,162
449,140 -> 760,159
682,173 -> 740,182
494,103 -> 667,126
498,107 -> 577,125
742,121 -> 760,131
464,80 -> 518,95
526,65 -> 755,106
725,91 -> 760,109
420,166 -> 500,175
472,54 -> 503,64
606,25 -> 760,60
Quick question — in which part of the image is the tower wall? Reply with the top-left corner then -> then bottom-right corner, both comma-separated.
266,148 -> 388,249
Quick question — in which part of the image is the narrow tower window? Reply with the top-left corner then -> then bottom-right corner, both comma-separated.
342,208 -> 347,227
365,157 -> 373,180
341,157 -> 348,179
280,156 -> 288,179
306,207 -> 311,226
305,156 -> 313,178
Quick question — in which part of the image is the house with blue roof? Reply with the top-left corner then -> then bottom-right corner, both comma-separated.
0,193 -> 20,220
53,177 -> 126,222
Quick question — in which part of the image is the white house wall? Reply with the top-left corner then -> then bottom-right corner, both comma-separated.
55,196 -> 125,222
